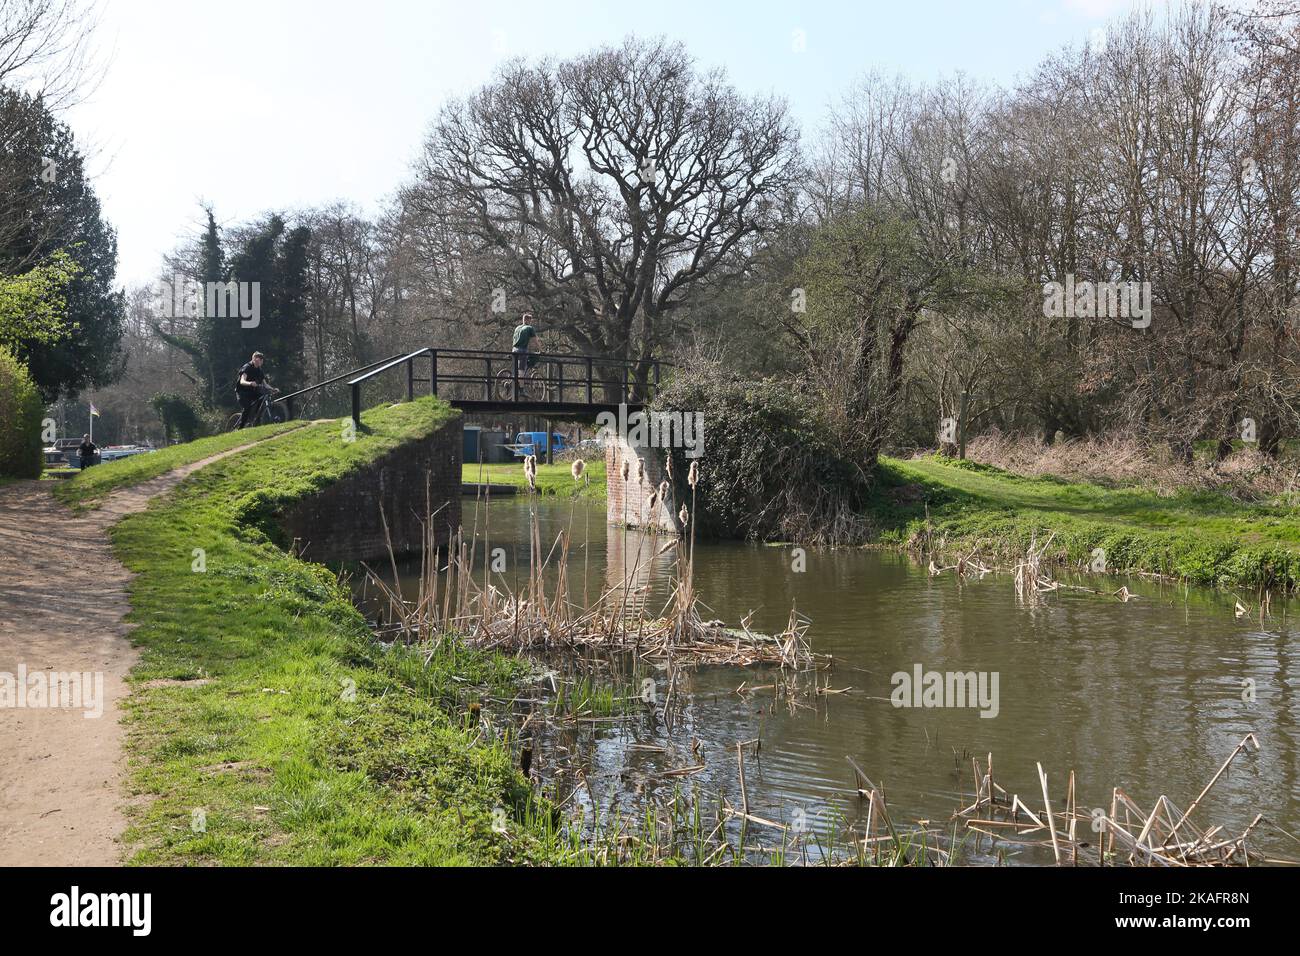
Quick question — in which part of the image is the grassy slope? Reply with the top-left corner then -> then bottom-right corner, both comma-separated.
115,398 -> 583,865
463,459 -> 606,498
53,421 -> 302,510
874,455 -> 1300,589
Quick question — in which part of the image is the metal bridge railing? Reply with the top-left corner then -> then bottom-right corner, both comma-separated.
276,348 -> 664,427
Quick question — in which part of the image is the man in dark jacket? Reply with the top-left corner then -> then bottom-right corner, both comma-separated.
77,434 -> 97,469
235,351 -> 268,428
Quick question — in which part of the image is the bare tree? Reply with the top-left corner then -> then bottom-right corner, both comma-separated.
0,0 -> 104,109
409,36 -> 801,391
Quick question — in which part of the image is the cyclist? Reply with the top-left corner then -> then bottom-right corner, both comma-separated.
235,351 -> 271,428
511,312 -> 540,376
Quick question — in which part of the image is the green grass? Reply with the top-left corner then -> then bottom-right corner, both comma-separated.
112,398 -> 610,865
871,454 -> 1300,589
53,421 -> 302,510
463,459 -> 607,498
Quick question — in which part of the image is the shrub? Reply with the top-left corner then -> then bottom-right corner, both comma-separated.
149,392 -> 206,443
654,364 -> 872,543
0,345 -> 45,478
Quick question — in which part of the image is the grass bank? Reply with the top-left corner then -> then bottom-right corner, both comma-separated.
53,420 -> 301,510
463,459 -> 606,498
873,454 -> 1300,590
111,398 -> 599,865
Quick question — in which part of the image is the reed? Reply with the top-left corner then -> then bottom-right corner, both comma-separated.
953,734 -> 1292,866
365,460 -> 814,669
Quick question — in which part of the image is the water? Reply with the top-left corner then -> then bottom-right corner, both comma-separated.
368,496 -> 1300,863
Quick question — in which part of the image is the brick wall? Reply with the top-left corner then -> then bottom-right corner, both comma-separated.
279,415 -> 462,564
605,437 -> 681,533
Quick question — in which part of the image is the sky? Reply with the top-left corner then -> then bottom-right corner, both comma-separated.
63,0 -> 1160,288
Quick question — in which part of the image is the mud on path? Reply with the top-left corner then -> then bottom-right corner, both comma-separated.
0,438 -> 283,866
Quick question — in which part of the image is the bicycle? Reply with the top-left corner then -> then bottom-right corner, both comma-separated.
494,357 -> 554,402
226,386 -> 284,430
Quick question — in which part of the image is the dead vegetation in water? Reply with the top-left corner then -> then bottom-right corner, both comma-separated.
919,530 -> 1139,605
363,465 -> 815,670
954,734 -> 1298,866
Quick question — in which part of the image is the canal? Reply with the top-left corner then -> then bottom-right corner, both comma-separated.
366,495 -> 1299,863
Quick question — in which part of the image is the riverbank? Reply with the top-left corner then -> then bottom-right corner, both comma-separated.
98,398 -> 591,864
872,454 -> 1300,590
463,459 -> 606,498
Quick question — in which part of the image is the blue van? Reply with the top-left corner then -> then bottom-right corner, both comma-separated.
511,432 -> 567,458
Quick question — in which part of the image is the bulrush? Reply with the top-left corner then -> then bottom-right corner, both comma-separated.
621,459 -> 630,482
635,458 -> 645,485
571,459 -> 585,481
647,488 -> 661,514
688,460 -> 699,488
678,503 -> 689,527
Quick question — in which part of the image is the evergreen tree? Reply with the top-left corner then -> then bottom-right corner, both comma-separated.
0,87 -> 125,401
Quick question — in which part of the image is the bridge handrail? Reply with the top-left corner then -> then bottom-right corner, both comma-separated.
273,352 -> 406,407
427,346 -> 672,368
347,347 -> 433,386
272,345 -> 665,427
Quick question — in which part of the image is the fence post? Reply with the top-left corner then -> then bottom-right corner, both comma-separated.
512,351 -> 520,402
485,357 -> 492,401
557,360 -> 564,403
286,396 -> 295,421
351,383 -> 361,428
430,350 -> 438,396
406,358 -> 414,401
586,357 -> 593,405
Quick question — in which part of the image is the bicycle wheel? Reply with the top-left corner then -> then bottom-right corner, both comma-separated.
226,412 -> 243,432
263,402 -> 285,424
495,367 -> 534,401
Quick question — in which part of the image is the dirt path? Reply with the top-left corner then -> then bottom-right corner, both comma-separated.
0,440 -> 273,866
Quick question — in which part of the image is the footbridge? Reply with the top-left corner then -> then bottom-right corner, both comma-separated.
273,348 -> 663,425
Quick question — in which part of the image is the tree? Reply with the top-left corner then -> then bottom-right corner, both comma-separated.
155,212 -> 314,407
411,36 -> 801,391
788,210 -> 993,469
0,85 -> 124,401
0,0 -> 103,109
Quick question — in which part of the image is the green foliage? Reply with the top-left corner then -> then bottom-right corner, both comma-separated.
0,345 -> 44,478
655,367 -> 871,542
0,251 -> 80,349
0,87 -> 126,401
148,392 -> 205,443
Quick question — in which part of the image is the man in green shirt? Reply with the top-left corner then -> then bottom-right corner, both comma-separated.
512,312 -> 540,375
